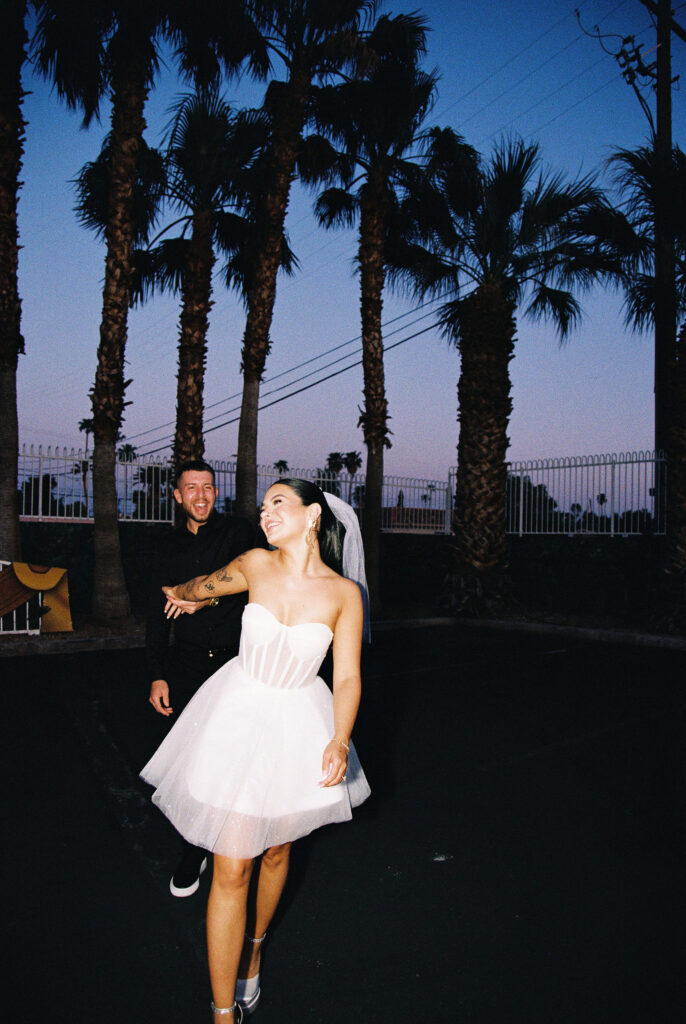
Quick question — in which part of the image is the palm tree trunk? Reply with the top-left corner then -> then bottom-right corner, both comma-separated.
660,318 -> 686,620
173,208 -> 215,466
452,281 -> 516,613
358,178 -> 390,614
235,371 -> 261,516
90,46 -> 149,622
0,0 -> 27,561
235,65 -> 310,518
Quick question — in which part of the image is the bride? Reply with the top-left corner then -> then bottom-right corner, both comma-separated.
141,479 -> 371,1021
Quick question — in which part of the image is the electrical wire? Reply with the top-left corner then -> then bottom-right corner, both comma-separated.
138,320 -> 439,455
124,297 -> 442,443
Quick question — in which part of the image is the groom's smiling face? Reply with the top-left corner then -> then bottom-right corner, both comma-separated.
174,470 -> 218,528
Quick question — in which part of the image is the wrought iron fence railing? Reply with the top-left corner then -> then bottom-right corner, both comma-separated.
449,449 -> 666,536
17,445 -> 666,536
17,446 -> 452,534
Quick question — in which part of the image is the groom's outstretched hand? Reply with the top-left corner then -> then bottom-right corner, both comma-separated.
149,678 -> 173,716
162,585 -> 208,619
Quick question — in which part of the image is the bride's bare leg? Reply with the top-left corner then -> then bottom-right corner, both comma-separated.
239,842 -> 292,978
207,854 -> 254,1014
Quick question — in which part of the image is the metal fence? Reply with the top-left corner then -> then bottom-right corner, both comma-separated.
449,450 -> 666,536
18,444 -> 666,537
0,560 -> 42,636
17,446 -> 452,534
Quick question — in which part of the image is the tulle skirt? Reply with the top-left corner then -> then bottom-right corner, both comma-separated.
141,657 -> 370,859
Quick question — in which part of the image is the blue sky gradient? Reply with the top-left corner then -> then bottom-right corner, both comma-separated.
16,0 -> 686,479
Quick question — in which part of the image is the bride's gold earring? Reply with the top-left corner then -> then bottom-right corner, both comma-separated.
306,517 -> 319,551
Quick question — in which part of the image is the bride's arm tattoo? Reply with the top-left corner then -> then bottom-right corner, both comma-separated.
181,571 -> 226,599
179,555 -> 245,599
180,578 -> 201,599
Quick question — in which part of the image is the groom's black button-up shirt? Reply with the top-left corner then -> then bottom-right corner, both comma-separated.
145,512 -> 255,683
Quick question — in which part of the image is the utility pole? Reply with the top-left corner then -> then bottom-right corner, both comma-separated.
640,0 -> 686,611
583,0 -> 684,454
579,2 -> 686,610
650,0 -> 676,457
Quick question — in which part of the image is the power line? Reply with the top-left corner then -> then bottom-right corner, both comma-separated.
138,320 -> 439,455
434,0 -> 634,128
433,0 -> 596,121
475,62 -> 623,149
136,309 -> 437,452
201,307 -> 437,427
126,298 -> 443,444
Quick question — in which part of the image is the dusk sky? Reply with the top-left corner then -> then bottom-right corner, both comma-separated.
16,0 -> 686,482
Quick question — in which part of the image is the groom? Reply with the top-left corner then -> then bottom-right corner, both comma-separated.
146,459 -> 254,896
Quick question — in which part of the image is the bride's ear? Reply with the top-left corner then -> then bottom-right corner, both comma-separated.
307,502 -> 322,527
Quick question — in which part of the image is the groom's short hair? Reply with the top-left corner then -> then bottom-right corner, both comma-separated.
175,459 -> 216,487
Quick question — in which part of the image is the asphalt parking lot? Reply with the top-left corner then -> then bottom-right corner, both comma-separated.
4,624 -> 685,1023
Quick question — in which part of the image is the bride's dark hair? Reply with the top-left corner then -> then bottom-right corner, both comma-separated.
275,478 -> 345,574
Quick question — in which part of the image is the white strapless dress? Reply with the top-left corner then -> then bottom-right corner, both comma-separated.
141,603 -> 371,859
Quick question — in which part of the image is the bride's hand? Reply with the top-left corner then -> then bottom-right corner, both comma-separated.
319,738 -> 349,787
162,586 -> 206,619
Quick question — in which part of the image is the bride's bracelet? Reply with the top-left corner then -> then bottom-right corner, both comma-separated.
333,738 -> 350,753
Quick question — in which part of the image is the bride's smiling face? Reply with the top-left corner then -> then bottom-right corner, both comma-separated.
260,485 -> 316,545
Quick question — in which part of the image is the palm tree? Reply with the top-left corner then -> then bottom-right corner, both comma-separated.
132,463 -> 173,521
76,415 -> 96,512
669,319 -> 686,601
0,0 -> 28,561
32,0 -> 257,621
117,442 -> 137,460
326,451 -> 344,473
322,451 -> 344,496
343,449 -> 362,502
273,459 -> 289,474
603,143 -> 686,447
132,93 -> 285,468
312,12 -> 467,609
597,141 -> 686,617
78,417 -> 95,454
233,0 -> 377,517
407,138 -> 614,612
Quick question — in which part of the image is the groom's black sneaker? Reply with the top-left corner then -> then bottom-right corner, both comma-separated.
170,849 -> 208,897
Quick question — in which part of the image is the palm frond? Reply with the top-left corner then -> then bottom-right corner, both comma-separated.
315,187 -> 359,228
485,138 -> 539,225
131,238 -> 189,304
31,1 -> 113,125
73,135 -> 166,245
518,172 -> 600,248
622,274 -> 657,334
436,297 -> 466,348
296,133 -> 342,185
524,283 -> 582,340
366,12 -> 429,64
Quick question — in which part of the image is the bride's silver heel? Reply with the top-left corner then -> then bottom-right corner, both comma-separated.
236,931 -> 267,1015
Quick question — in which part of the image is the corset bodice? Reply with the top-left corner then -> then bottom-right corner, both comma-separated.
237,603 -> 333,690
